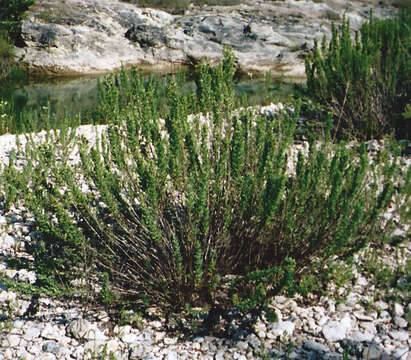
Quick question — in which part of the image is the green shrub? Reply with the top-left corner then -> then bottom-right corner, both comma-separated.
0,32 -> 14,59
9,54 -> 405,324
137,0 -> 189,11
195,0 -> 241,5
0,0 -> 35,46
0,0 -> 34,79
123,0 -> 241,12
0,100 -> 13,134
0,98 -> 71,135
392,0 -> 411,10
0,32 -> 15,80
305,11 -> 411,140
403,104 -> 411,119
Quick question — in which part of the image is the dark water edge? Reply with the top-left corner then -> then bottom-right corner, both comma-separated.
0,69 -> 301,134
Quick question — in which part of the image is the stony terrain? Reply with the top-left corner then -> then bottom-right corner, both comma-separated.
0,107 -> 410,359
2,1 -> 410,358
17,0 -> 398,77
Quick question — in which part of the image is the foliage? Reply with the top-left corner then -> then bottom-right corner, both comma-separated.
0,100 -> 13,135
118,309 -> 144,328
0,32 -> 14,59
0,0 -> 35,46
3,53 -> 406,327
0,0 -> 33,80
0,32 -> 15,81
403,104 -> 411,119
133,0 -> 190,11
305,11 -> 411,140
100,272 -> 114,304
0,297 -> 15,335
362,247 -> 411,305
392,0 -> 411,10
230,258 -> 296,321
0,275 -> 73,298
0,96 -> 82,136
85,344 -> 118,360
123,0 -> 241,12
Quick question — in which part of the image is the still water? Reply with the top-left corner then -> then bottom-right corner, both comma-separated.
0,70 -> 298,134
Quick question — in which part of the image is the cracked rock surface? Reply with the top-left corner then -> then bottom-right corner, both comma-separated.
17,0 -> 397,76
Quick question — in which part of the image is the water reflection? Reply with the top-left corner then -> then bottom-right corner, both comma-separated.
1,75 -> 101,119
0,70 -> 299,133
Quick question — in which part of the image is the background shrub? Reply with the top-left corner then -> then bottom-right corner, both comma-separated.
0,0 -> 34,80
123,0 -> 242,12
0,0 -> 35,46
0,31 -> 15,80
305,11 -> 411,140
0,31 -> 14,59
12,54 -> 406,326
0,99 -> 14,134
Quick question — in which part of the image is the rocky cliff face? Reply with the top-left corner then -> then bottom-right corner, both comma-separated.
16,0 -> 396,76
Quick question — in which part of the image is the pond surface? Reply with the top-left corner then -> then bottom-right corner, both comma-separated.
1,74 -> 101,131
0,70 -> 300,134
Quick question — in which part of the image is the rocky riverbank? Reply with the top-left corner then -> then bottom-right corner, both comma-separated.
16,0 -> 398,77
0,108 -> 410,359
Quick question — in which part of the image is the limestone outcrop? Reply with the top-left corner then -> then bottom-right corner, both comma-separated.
16,0 -> 396,76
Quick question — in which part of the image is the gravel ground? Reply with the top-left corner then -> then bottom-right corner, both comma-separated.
0,107 -> 409,360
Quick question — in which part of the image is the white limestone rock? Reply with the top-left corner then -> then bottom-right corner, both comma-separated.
16,0 -> 397,77
66,319 -> 94,340
393,303 -> 405,317
267,320 -> 295,339
393,316 -> 408,328
322,314 -> 352,343
389,330 -> 409,342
